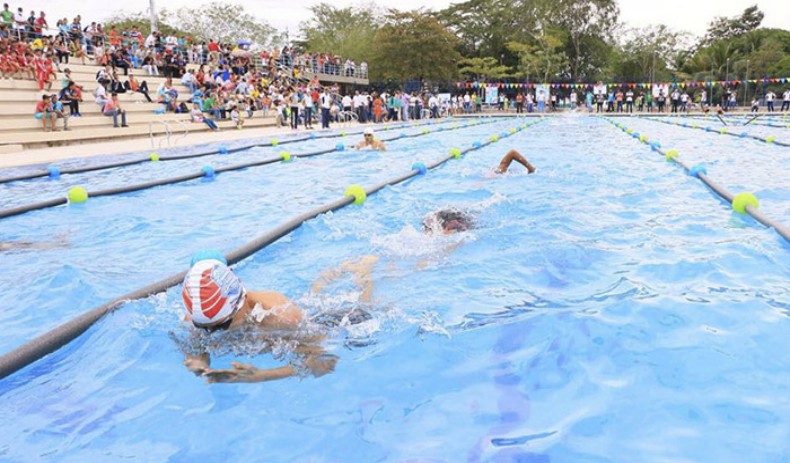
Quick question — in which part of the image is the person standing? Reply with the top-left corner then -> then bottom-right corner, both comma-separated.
289,88 -> 300,130
765,90 -> 776,112
320,87 -> 332,129
302,90 -> 314,129
781,88 -> 790,112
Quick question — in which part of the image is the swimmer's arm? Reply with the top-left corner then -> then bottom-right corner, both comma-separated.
313,256 -> 378,301
204,362 -> 297,383
375,141 -> 386,151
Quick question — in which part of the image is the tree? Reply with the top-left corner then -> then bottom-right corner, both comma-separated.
103,9 -> 187,38
173,2 -> 281,47
507,32 -> 568,82
703,5 -> 764,44
609,25 -> 689,82
370,9 -> 461,82
540,0 -> 620,81
298,3 -> 379,62
458,57 -> 511,80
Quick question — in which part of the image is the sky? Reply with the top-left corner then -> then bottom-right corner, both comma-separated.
26,0 -> 790,40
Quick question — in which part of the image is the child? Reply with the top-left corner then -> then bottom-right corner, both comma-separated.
191,102 -> 219,131
750,98 -> 759,113
34,94 -> 56,132
229,103 -> 243,129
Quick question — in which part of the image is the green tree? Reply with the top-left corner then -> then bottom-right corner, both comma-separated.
609,25 -> 689,82
507,32 -> 568,82
540,0 -> 619,81
703,5 -> 764,44
458,57 -> 511,80
370,9 -> 461,82
173,2 -> 281,47
298,3 -> 378,62
103,9 -> 187,38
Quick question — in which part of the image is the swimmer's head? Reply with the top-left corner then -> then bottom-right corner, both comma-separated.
363,127 -> 374,139
422,209 -> 474,234
181,259 -> 246,329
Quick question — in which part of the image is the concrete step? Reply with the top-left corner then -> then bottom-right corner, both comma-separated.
0,117 -> 275,146
0,111 -> 212,131
0,100 -> 167,117
0,89 -> 168,103
0,75 -> 183,92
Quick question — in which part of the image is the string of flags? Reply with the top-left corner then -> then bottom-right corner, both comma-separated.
456,77 -> 790,90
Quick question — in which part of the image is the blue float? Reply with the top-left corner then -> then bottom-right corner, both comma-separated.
688,164 -> 708,178
201,166 -> 215,178
190,249 -> 227,267
336,143 -> 345,151
472,141 -> 482,149
218,146 -> 229,155
411,162 -> 427,175
47,166 -> 61,179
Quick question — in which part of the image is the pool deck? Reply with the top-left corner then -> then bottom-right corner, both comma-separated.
0,123 -> 360,170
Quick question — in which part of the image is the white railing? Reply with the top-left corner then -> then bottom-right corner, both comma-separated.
148,117 -> 190,149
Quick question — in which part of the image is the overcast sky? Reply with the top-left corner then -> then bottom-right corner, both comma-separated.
28,0 -> 790,39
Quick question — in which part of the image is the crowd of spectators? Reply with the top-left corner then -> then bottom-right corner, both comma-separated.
2,3 -> 438,135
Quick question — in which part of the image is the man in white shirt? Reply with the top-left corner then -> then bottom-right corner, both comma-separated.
13,7 -> 25,39
95,83 -> 109,107
341,94 -> 352,113
781,89 -> 790,112
463,93 -> 471,113
765,91 -> 776,112
320,88 -> 332,129
428,94 -> 438,118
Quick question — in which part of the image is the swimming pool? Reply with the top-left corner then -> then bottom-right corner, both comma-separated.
0,115 -> 788,462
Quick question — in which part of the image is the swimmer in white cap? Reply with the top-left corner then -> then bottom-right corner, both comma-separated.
180,255 -> 337,383
355,127 -> 387,151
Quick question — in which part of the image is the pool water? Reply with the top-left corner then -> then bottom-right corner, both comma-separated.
0,115 -> 788,462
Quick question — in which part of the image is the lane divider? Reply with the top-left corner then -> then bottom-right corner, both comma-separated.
637,116 -> 789,147
602,117 -> 790,245
0,118 -> 460,185
0,117 -> 544,381
0,119 -> 503,220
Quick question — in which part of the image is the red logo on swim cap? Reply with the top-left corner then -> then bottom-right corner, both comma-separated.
198,268 -> 227,319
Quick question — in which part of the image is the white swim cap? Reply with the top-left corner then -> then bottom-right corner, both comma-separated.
181,259 -> 246,328
364,127 -> 374,136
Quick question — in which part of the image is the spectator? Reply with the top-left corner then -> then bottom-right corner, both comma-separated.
102,92 -> 128,128
190,102 -> 219,131
125,73 -> 152,102
59,80 -> 81,116
50,93 -> 70,130
34,93 -> 55,131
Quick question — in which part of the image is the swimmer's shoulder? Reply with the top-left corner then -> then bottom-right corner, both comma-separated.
247,290 -> 291,309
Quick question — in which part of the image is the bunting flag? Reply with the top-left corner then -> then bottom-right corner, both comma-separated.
455,77 -> 790,90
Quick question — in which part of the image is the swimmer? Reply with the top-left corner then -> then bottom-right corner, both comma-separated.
495,149 -> 536,174
422,208 -> 475,235
355,127 -> 387,151
180,258 -> 338,383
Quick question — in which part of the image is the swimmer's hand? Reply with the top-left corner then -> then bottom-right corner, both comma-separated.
184,353 -> 210,376
204,362 -> 261,383
203,363 -> 297,383
304,354 -> 338,377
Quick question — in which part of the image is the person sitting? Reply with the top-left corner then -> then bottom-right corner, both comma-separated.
495,150 -> 536,174
58,82 -> 81,117
50,93 -> 70,131
125,73 -> 152,102
34,94 -> 56,132
354,127 -> 386,151
190,102 -> 219,131
102,92 -> 128,128
179,256 -> 337,383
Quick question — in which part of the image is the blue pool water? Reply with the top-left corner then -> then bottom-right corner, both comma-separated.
0,116 -> 788,462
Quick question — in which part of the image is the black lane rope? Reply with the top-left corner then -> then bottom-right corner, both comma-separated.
602,117 -> 790,245
678,114 -> 790,129
0,119 -> 502,220
638,116 -> 790,147
0,118 -> 460,185
0,117 -> 544,381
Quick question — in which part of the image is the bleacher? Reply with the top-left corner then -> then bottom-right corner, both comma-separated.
0,63 -> 276,153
